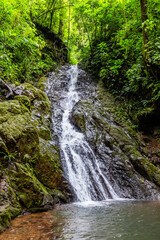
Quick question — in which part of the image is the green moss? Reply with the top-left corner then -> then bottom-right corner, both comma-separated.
14,95 -> 31,109
32,100 -> 50,115
0,208 -> 11,233
0,100 -> 21,115
0,178 -> 22,233
9,163 -> 53,209
37,126 -> 51,140
72,112 -> 86,133
21,83 -> 50,103
96,80 -> 115,108
122,145 -> 160,186
17,125 -> 39,162
0,137 -> 9,163
131,156 -> 160,186
0,100 -> 27,124
0,82 -> 68,232
37,76 -> 48,91
108,125 -> 133,148
0,114 -> 31,149
34,139 -> 63,189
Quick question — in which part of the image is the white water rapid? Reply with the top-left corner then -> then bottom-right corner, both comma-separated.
60,65 -> 119,202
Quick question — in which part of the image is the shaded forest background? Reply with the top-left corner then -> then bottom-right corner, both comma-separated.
0,0 -> 160,131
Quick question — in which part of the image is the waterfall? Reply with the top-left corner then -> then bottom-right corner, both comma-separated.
60,65 -> 119,202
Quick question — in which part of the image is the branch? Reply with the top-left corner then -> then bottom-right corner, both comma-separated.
34,5 -> 73,19
0,78 -> 14,99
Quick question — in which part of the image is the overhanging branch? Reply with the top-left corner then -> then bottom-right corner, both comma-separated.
34,5 -> 73,19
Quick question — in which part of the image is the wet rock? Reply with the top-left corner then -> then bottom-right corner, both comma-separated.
0,207 -> 11,233
0,81 -> 70,233
44,65 -> 160,201
71,80 -> 160,200
45,65 -> 160,201
9,163 -> 54,210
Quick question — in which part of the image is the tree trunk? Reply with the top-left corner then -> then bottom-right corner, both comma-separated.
58,0 -> 64,39
140,0 -> 159,81
67,0 -> 71,45
140,0 -> 149,60
50,10 -> 54,30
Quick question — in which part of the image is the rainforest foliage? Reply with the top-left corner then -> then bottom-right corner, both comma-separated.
72,0 -> 160,125
0,0 -> 68,84
0,0 -> 160,127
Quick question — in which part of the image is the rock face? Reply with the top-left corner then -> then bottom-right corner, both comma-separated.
47,65 -> 160,201
71,80 -> 160,199
0,83 -> 71,233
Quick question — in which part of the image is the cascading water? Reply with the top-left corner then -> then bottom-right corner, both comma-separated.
60,65 -> 119,202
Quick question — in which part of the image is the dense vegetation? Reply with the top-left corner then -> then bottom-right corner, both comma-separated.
0,0 -> 68,84
72,0 -> 160,130
0,0 -> 160,233
0,0 -> 160,129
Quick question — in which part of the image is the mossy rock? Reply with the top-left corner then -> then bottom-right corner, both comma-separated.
129,152 -> 160,186
72,112 -> 86,133
34,139 -> 64,190
32,100 -> 50,115
0,177 -> 21,233
0,207 -> 11,233
121,144 -> 160,187
0,81 -> 69,232
0,101 -> 31,151
21,83 -> 49,103
0,137 -> 9,165
108,125 -> 133,148
14,95 -> 30,109
0,100 -> 41,163
36,126 -> 51,140
0,100 -> 29,125
17,124 -> 39,162
37,76 -> 48,91
8,163 -> 54,209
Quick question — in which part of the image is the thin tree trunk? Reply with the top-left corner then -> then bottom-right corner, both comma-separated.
58,0 -> 64,39
50,10 -> 54,30
140,0 -> 159,81
68,0 -> 71,45
81,27 -> 85,47
140,0 -> 149,60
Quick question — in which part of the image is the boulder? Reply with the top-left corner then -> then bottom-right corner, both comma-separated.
0,83 -> 70,233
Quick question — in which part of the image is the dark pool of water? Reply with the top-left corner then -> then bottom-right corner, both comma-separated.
1,200 -> 160,240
